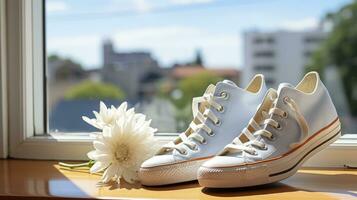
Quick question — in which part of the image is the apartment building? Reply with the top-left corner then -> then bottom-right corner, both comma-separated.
242,29 -> 326,88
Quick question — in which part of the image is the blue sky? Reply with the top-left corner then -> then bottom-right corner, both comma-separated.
46,0 -> 352,69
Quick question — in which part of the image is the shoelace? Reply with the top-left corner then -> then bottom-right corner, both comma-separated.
224,96 -> 309,155
161,88 -> 226,155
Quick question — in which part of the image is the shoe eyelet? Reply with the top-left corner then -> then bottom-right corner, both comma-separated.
180,150 -> 188,155
249,151 -> 258,156
215,120 -> 221,126
276,123 -> 282,130
282,111 -> 288,118
220,91 -> 229,100
268,135 -> 276,141
262,145 -> 268,150
207,131 -> 215,137
283,96 -> 290,104
189,145 -> 198,151
201,138 -> 207,144
217,106 -> 225,113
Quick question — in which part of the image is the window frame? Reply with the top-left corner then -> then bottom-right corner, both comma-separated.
0,0 -> 8,159
3,0 -> 357,166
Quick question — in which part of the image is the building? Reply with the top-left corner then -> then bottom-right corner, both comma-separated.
242,29 -> 326,88
102,39 -> 162,100
47,55 -> 89,109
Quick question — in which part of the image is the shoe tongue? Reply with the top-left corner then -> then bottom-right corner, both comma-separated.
277,82 -> 294,94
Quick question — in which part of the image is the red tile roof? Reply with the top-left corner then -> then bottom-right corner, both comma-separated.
171,66 -> 240,79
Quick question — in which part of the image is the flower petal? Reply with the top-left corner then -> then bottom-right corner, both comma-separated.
100,101 -> 107,113
102,126 -> 112,138
87,150 -> 97,160
110,105 -> 116,110
126,108 -> 135,116
93,111 -> 100,119
93,141 -> 108,152
82,116 -> 102,130
90,161 -> 109,173
96,154 -> 112,162
117,102 -> 127,112
122,169 -> 139,183
87,151 -> 111,162
134,113 -> 146,122
102,164 -> 118,183
82,116 -> 92,124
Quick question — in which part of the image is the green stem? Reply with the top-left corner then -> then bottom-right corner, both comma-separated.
59,161 -> 91,169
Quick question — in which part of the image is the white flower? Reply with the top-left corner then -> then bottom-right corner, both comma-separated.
82,101 -> 129,130
87,102 -> 158,184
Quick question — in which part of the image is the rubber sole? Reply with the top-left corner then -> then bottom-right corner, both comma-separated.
198,119 -> 341,188
139,157 -> 211,186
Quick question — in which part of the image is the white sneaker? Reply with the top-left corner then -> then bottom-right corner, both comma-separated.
139,75 -> 267,186
198,71 -> 341,188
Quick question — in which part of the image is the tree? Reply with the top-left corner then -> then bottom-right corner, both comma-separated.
193,49 -> 204,66
64,81 -> 126,100
159,72 -> 222,131
308,0 -> 357,115
48,54 -> 60,62
175,72 -> 223,109
48,54 -> 86,80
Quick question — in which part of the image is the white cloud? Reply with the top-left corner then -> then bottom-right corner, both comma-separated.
133,0 -> 152,13
113,26 -> 200,44
280,17 -> 319,31
170,0 -> 214,5
112,26 -> 240,67
46,1 -> 69,13
46,26 -> 241,69
107,0 -> 214,14
47,35 -> 101,68
47,35 -> 102,49
106,0 -> 153,13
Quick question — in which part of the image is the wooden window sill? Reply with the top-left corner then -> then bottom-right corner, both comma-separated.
0,159 -> 356,200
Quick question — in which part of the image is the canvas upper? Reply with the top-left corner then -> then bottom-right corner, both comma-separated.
202,71 -> 339,168
141,74 -> 267,168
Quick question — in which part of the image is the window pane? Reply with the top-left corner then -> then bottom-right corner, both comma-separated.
45,0 -> 357,135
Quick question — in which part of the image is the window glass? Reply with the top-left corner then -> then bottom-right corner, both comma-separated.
46,0 -> 357,134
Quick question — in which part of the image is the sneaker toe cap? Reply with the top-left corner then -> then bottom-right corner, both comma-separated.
140,155 -> 178,168
201,156 -> 245,168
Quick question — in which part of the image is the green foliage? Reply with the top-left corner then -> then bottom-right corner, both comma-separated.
193,49 -> 204,66
175,72 -> 223,109
48,54 -> 60,62
155,72 -> 223,131
157,79 -> 174,98
64,81 -> 126,100
308,0 -> 357,115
